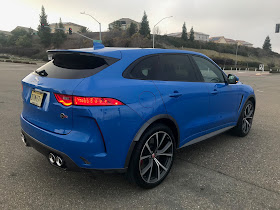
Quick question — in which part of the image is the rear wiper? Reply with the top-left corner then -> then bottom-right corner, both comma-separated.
35,69 -> 48,77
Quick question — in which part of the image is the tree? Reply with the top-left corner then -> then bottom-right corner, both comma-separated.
109,21 -> 122,31
128,22 -> 137,36
37,6 -> 51,47
52,18 -> 66,48
79,26 -> 89,33
139,11 -> 151,38
189,26 -> 194,41
181,22 -> 187,41
262,36 -> 272,51
15,35 -> 32,47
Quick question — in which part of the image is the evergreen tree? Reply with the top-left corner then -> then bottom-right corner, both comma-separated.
139,11 -> 151,38
109,21 -> 122,31
128,22 -> 137,36
37,6 -> 51,47
52,18 -> 66,48
262,36 -> 272,51
181,22 -> 187,41
189,27 -> 195,41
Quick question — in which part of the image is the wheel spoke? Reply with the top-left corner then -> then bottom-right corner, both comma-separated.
157,141 -> 172,154
158,133 -> 167,149
156,153 -> 173,157
141,159 -> 153,176
140,155 -> 151,161
154,158 -> 168,171
154,159 -> 161,180
155,132 -> 159,148
145,142 -> 153,154
147,161 -> 153,182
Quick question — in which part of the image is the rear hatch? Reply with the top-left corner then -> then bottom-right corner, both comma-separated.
21,51 -> 120,134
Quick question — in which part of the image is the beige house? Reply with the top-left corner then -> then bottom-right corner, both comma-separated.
210,36 -> 253,47
236,40 -> 253,47
167,31 -> 210,42
49,22 -> 86,33
109,18 -> 140,30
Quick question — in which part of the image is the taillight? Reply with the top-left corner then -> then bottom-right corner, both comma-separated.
54,93 -> 124,106
54,93 -> 73,106
74,96 -> 124,106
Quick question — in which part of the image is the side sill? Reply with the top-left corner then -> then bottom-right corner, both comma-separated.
180,125 -> 234,148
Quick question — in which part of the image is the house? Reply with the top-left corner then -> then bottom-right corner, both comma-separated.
210,36 -> 253,47
49,22 -> 86,33
236,40 -> 253,47
209,36 -> 227,44
109,18 -> 140,31
167,31 -> 210,42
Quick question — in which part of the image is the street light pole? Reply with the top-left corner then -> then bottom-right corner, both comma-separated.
235,42 -> 239,69
80,12 -> 102,41
153,16 -> 173,48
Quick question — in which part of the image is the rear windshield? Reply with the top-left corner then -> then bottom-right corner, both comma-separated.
34,53 -> 119,79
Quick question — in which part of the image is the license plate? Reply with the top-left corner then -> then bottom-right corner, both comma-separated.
30,90 -> 44,107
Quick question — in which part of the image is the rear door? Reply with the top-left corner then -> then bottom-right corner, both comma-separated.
191,55 -> 241,129
152,54 -> 209,146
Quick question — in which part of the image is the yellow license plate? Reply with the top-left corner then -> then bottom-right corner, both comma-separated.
30,90 -> 44,107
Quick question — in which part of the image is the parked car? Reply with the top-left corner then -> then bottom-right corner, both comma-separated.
21,44 -> 255,188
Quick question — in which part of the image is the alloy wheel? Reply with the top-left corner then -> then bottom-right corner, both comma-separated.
139,131 -> 174,184
242,103 -> 254,134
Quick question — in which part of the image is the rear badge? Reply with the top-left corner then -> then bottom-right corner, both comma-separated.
60,113 -> 68,119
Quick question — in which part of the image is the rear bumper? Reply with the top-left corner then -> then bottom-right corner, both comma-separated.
21,129 -> 81,171
20,114 -> 130,172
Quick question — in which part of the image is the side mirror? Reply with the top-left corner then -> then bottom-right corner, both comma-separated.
228,74 -> 239,84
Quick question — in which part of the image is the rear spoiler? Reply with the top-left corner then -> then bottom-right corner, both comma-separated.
47,43 -> 122,61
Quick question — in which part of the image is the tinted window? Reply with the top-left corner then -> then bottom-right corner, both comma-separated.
157,54 -> 197,82
128,56 -> 158,80
192,56 -> 225,83
34,53 -> 119,79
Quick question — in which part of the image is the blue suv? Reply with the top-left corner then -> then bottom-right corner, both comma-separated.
21,44 -> 255,188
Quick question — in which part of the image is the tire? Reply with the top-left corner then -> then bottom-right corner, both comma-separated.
127,123 -> 176,189
232,100 -> 255,137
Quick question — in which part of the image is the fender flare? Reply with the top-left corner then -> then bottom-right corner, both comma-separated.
237,94 -> 256,121
124,114 -> 180,168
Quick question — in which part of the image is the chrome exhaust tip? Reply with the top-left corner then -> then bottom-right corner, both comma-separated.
55,156 -> 64,167
21,133 -> 29,146
49,153 -> 56,165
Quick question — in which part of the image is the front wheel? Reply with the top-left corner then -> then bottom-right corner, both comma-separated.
233,100 -> 255,137
127,124 -> 175,189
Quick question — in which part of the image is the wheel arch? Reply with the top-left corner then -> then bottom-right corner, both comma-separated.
124,114 -> 180,168
238,94 -> 256,120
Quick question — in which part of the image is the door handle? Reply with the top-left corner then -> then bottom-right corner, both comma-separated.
211,89 -> 218,95
169,93 -> 182,98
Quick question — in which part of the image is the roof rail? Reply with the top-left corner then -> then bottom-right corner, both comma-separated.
93,42 -> 105,50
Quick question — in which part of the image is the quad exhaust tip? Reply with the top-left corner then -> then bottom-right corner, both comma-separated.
49,153 -> 64,167
21,133 -> 30,147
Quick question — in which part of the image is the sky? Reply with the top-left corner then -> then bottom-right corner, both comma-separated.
0,0 -> 280,53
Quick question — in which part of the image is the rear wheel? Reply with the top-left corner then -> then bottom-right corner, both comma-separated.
233,100 -> 255,137
127,124 -> 175,189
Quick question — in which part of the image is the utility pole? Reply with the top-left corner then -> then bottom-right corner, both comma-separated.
80,12 -> 102,41
153,16 -> 173,48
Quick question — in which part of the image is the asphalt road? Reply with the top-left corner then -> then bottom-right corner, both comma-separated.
0,62 -> 279,210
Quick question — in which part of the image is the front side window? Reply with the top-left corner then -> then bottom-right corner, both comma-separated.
192,56 -> 225,83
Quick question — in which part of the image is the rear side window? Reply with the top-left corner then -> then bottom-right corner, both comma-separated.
124,54 -> 198,82
34,53 -> 119,79
157,54 -> 197,82
128,56 -> 158,80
